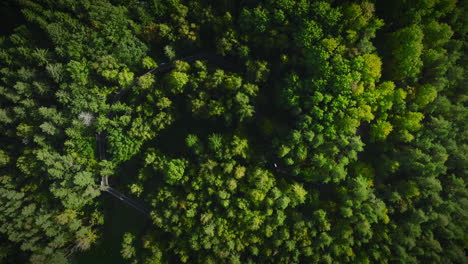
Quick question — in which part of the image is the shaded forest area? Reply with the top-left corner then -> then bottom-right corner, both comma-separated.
0,0 -> 466,263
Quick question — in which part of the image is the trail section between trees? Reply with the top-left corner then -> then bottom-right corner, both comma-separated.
95,52 -> 241,217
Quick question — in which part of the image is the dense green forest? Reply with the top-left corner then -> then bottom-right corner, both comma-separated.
0,0 -> 466,263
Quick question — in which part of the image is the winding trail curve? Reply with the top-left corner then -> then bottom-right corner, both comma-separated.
95,53 -> 242,217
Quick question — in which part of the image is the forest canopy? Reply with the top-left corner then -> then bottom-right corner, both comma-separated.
0,0 -> 466,263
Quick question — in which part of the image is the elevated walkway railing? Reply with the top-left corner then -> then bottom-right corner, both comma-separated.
96,52 -> 242,216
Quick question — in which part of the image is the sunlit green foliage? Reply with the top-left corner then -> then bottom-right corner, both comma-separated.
0,0 -> 466,263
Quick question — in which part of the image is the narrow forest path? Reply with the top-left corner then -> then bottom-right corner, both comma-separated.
95,52 -> 242,217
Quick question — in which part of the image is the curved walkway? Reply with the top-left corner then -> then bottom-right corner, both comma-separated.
96,52 -> 241,217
